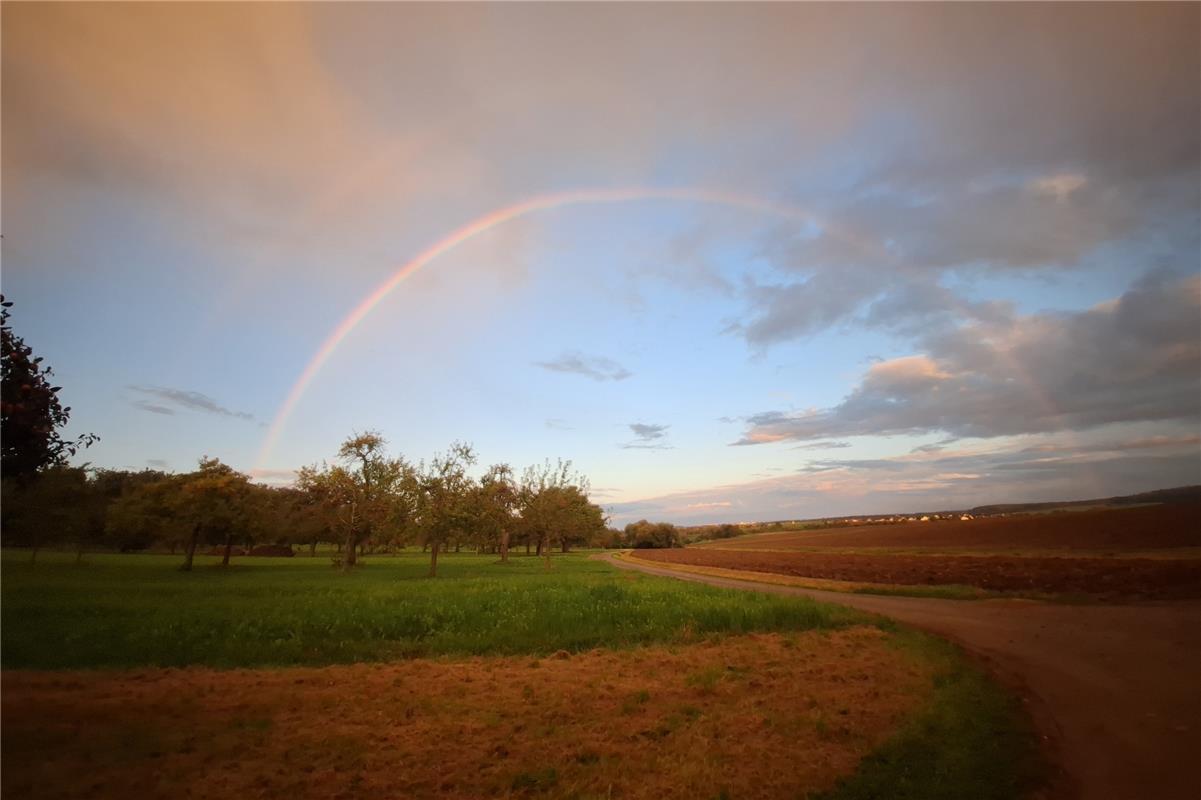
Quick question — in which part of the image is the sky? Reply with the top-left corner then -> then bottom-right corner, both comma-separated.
3,3 -> 1199,525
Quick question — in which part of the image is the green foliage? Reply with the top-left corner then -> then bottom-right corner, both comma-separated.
0,296 -> 97,479
0,552 -> 866,669
624,519 -> 682,549
814,632 -> 1047,800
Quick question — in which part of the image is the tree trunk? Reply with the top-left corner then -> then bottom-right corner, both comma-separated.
536,537 -> 543,557
221,532 -> 234,567
454,541 -> 461,553
309,539 -> 318,557
429,540 -> 440,577
561,540 -> 569,553
181,524 -> 200,571
525,540 -> 530,555
169,541 -> 177,555
75,543 -> 85,565
343,531 -> 357,572
499,529 -> 511,562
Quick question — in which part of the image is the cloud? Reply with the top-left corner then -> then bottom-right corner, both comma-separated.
792,440 -> 852,451
621,422 -> 673,450
535,352 -> 632,382
610,428 -> 1201,525
131,400 -> 175,416
250,468 -> 298,486
629,423 -> 669,440
129,385 -> 256,421
735,273 -> 1201,444
145,459 -> 168,469
545,418 -> 573,431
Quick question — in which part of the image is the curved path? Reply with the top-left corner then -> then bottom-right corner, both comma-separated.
604,553 -> 1201,800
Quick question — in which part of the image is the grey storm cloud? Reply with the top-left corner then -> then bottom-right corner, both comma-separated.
535,352 -> 632,382
129,385 -> 256,421
735,272 -> 1201,445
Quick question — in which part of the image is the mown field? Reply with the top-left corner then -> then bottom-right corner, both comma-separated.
666,504 -> 1201,600
0,551 -> 1045,799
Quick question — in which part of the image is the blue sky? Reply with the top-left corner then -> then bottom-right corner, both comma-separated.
4,4 -> 1199,524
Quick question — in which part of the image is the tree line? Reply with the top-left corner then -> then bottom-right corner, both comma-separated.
2,432 -> 627,575
1,296 -> 683,569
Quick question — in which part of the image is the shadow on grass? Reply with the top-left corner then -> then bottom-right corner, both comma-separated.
814,631 -> 1048,800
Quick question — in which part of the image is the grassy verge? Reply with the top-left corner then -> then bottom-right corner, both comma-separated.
0,550 -> 866,669
815,631 -> 1048,800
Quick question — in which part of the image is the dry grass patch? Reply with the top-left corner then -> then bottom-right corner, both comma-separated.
3,628 -> 931,800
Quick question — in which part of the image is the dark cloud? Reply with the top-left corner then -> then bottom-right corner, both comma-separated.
131,400 -> 175,416
621,422 -> 672,450
534,352 -> 632,382
629,423 -> 669,440
129,385 -> 256,421
736,273 -> 1201,444
145,458 -> 168,469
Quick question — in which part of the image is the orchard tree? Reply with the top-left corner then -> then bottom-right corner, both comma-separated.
471,463 -> 519,561
413,441 -> 476,577
518,459 -> 607,564
0,465 -> 90,561
298,432 -> 409,571
1,296 -> 97,480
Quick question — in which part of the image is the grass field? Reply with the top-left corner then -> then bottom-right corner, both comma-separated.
1,550 -> 865,670
0,550 -> 1046,799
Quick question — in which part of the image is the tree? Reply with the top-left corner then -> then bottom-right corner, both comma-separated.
0,465 -> 90,561
413,442 -> 476,577
624,519 -> 681,549
1,296 -> 97,480
518,460 -> 607,565
470,463 -> 519,562
298,432 -> 409,571
106,474 -> 190,556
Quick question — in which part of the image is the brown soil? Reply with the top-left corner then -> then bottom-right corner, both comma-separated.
607,554 -> 1201,800
636,548 -> 1201,599
1,629 -> 929,800
706,503 -> 1201,554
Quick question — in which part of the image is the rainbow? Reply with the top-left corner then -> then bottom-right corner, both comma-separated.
253,187 -> 884,474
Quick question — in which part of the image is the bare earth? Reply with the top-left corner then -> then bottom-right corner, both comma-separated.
634,547 -> 1201,599
606,553 -> 1201,800
702,503 -> 1201,554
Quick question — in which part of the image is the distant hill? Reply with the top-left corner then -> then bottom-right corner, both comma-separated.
967,485 -> 1201,516
681,484 -> 1201,542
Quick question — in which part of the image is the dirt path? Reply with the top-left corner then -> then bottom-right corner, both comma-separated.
604,553 -> 1201,800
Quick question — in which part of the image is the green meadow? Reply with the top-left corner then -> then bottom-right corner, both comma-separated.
1,551 -> 865,670
1,549 -> 1045,799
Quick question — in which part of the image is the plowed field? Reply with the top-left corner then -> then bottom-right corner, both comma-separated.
700,503 -> 1201,555
634,548 -> 1201,599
